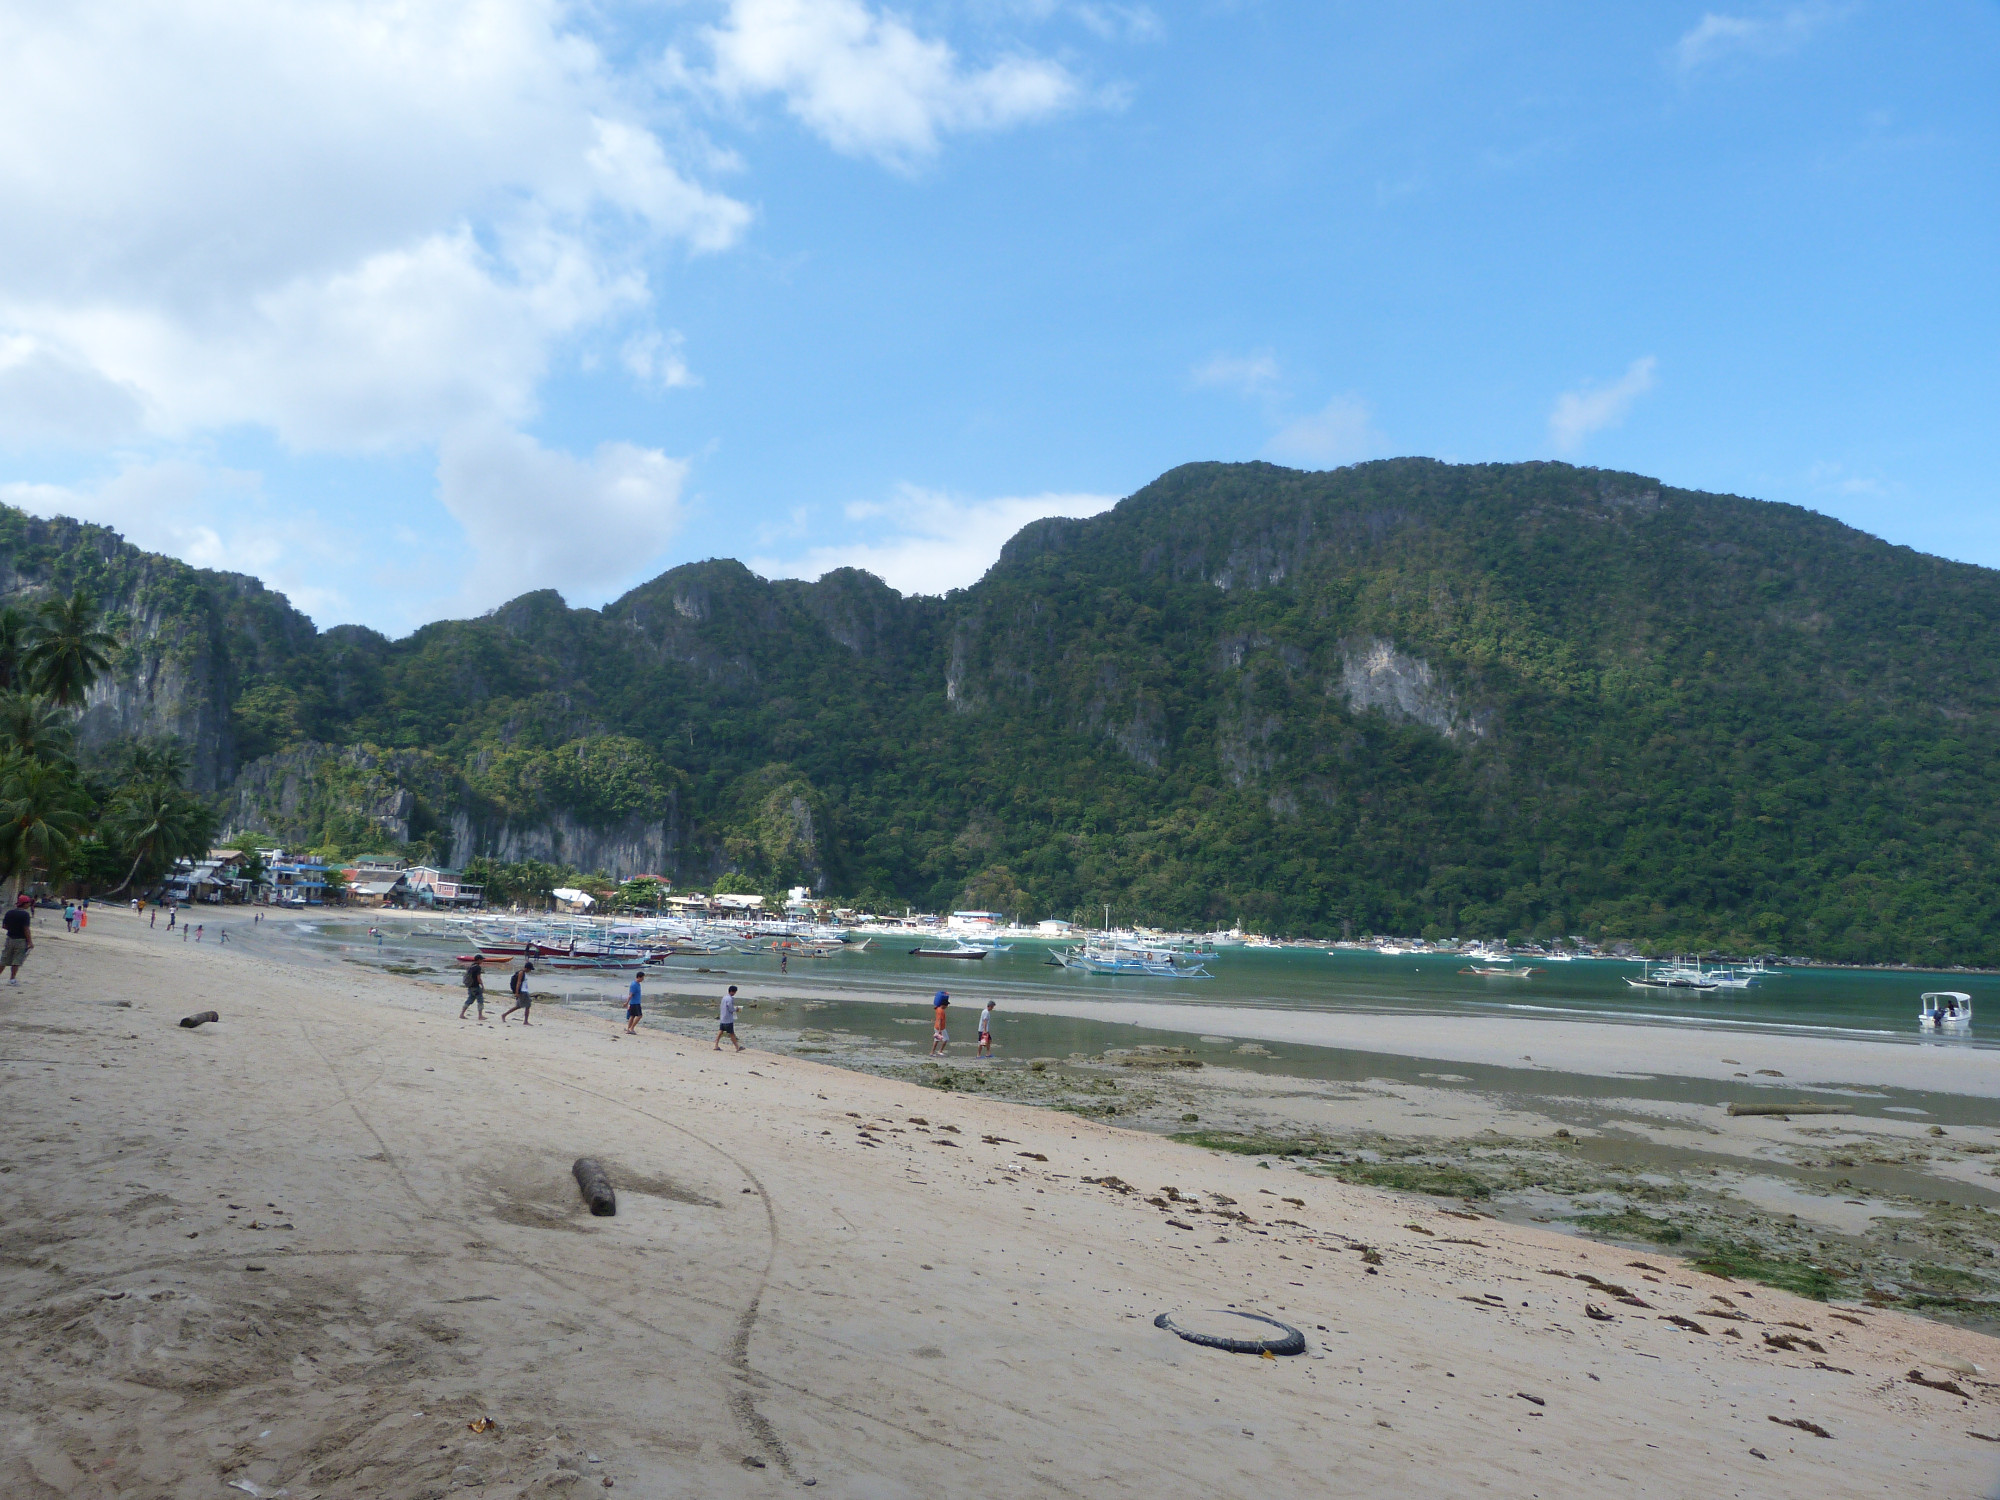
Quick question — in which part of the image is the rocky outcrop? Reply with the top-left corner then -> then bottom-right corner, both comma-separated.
444,805 -> 680,880
1337,637 -> 1488,741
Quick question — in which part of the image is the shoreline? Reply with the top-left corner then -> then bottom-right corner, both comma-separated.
6,905 -> 1999,1496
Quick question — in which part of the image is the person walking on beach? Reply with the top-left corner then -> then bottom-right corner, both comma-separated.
2,899 -> 31,984
62,903 -> 75,933
779,951 -> 788,975
930,990 -> 950,1055
501,962 -> 534,1025
977,999 -> 997,1057
624,970 -> 645,1034
148,906 -> 156,928
715,984 -> 743,1051
167,905 -> 176,930
460,956 -> 487,1020
194,923 -> 203,942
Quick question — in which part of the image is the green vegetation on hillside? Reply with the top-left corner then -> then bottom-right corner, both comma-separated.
7,459 -> 2000,961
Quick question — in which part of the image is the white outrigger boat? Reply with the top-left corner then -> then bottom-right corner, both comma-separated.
1919,991 -> 1973,1031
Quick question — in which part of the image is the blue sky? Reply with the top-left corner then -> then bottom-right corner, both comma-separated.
1,2 -> 1995,633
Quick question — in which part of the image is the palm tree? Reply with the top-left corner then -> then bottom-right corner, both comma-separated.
102,781 -> 215,895
0,754 -> 91,895
124,739 -> 191,787
0,692 -> 75,765
23,588 -> 119,709
0,605 -> 29,692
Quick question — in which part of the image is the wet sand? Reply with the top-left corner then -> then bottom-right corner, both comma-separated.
4,906 -> 1997,1498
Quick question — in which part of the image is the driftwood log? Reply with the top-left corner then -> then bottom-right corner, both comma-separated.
572,1157 -> 616,1216
179,1011 -> 219,1029
1726,1102 -> 1852,1117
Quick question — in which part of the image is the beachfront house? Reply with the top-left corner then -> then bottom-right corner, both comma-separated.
551,886 -> 596,913
714,893 -> 765,912
948,910 -> 1005,932
408,865 -> 484,909
263,850 -> 330,907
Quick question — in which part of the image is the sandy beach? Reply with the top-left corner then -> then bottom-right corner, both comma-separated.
5,907 -> 1999,1498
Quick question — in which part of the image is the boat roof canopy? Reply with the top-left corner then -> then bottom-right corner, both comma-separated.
1920,991 -> 1972,1001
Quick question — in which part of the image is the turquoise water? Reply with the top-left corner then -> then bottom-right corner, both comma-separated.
298,924 -> 1990,1049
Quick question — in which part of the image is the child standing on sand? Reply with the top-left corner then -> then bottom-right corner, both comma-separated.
715,985 -> 744,1051
977,1000 -> 997,1056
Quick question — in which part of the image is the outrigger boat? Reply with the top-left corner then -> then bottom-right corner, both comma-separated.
909,943 -> 987,959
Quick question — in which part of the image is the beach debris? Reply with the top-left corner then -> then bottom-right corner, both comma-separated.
938,1124 -> 960,1133
1017,1152 -> 1047,1162
1627,1261 -> 1664,1272
179,1011 -> 220,1029
1726,1102 -> 1851,1117
1937,1356 -> 1985,1376
1404,1223 -> 1434,1235
1968,1431 -> 2000,1443
1283,1197 -> 1304,1207
1154,1309 -> 1306,1356
1167,1219 -> 1195,1230
571,1158 -> 617,1217
1768,1415 -> 1832,1438
1662,1315 -> 1709,1335
982,1135 -> 1015,1144
907,1116 -> 928,1125
1827,1313 -> 1866,1326
932,1139 -> 959,1147
1585,1304 -> 1614,1321
1356,1246 -> 1383,1266
468,1417 -> 499,1433
1929,1125 -> 1947,1136
1812,1360 -> 1855,1374
1755,1069 -> 1784,1077
1907,1370 -> 1972,1398
1082,1175 -> 1135,1193
1514,1392 -> 1545,1406
1763,1331 -> 1827,1355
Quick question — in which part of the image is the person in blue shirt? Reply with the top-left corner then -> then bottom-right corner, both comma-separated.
624,970 -> 644,1034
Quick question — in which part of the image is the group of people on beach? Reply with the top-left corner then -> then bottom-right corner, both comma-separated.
929,990 -> 998,1057
453,957 -> 1003,1059
457,957 -> 748,1051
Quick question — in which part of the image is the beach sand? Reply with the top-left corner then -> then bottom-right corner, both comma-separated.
4,907 -> 1998,1498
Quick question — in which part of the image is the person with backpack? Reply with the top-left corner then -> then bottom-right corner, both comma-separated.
501,961 -> 534,1025
459,956 -> 487,1020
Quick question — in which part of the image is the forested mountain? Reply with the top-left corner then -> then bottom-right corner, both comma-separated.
12,458 -> 2000,962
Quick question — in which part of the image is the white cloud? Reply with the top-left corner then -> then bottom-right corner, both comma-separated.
437,424 -> 691,612
1673,6 -> 1842,71
701,0 -> 1080,167
0,336 -> 145,448
1548,357 -> 1657,454
1190,351 -> 1281,397
622,329 -> 700,390
754,485 -> 1117,594
1266,395 -> 1387,468
0,0 -> 749,456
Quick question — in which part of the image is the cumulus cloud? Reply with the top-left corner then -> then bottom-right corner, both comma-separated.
437,423 -> 692,612
701,0 -> 1080,167
1548,357 -> 1658,454
1265,396 -> 1387,468
1673,6 -> 1843,71
1190,351 -> 1282,397
0,1 -> 750,458
754,485 -> 1118,595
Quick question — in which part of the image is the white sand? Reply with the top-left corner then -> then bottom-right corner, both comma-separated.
3,907 -> 1997,1498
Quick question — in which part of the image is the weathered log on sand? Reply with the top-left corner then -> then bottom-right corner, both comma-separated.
179,1011 -> 219,1029
1726,1102 -> 1852,1117
572,1157 -> 616,1216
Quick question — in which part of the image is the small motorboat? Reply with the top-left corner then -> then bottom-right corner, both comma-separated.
1919,991 -> 1973,1031
909,944 -> 987,959
1461,965 -> 1536,978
